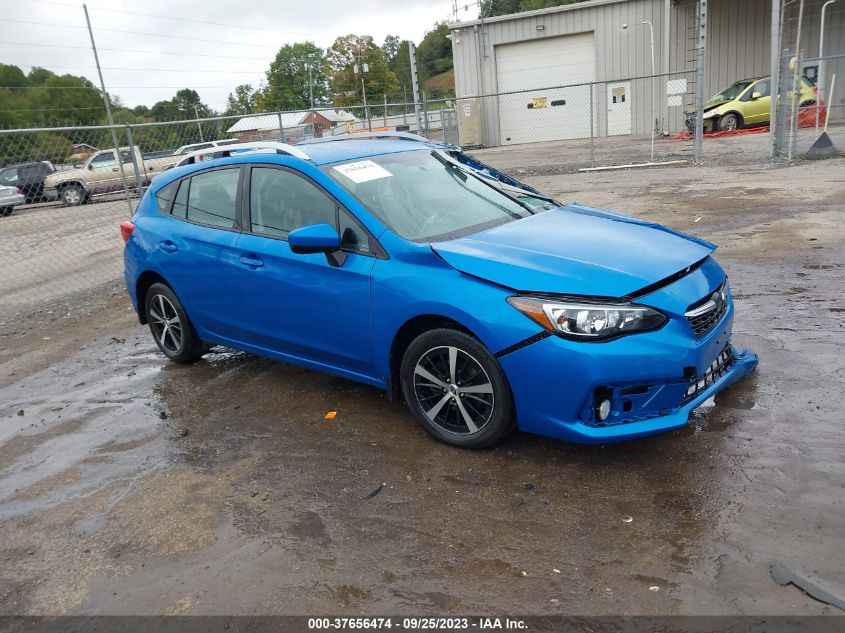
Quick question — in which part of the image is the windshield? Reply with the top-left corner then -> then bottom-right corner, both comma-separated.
324,150 -> 536,241
710,80 -> 754,104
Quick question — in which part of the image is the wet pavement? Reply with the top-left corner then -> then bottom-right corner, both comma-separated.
1,159 -> 844,616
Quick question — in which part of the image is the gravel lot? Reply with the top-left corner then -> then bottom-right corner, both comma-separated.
0,138 -> 843,617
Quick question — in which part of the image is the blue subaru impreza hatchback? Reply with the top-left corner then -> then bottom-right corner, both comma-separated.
122,133 -> 757,448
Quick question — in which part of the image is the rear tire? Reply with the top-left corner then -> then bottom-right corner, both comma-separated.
145,283 -> 205,363
400,328 -> 515,449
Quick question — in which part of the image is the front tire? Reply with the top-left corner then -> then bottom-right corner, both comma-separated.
61,184 -> 86,206
400,328 -> 515,449
145,283 -> 205,363
719,112 -> 741,132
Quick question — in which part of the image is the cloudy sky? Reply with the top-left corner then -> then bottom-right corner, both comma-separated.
2,0 -> 480,111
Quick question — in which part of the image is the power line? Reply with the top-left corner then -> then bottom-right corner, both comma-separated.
1,85 -> 248,90
0,40 -> 271,60
29,0 -> 314,36
0,18 -> 280,48
25,65 -> 266,74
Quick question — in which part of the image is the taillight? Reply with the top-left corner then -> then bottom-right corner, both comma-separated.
120,221 -> 135,243
15,188 -> 22,194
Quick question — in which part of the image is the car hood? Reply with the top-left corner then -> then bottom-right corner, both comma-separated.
430,204 -> 716,298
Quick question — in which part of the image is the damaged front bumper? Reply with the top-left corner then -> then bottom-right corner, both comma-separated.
497,259 -> 758,444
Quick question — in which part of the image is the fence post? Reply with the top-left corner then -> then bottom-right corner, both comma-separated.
277,112 -> 285,142
124,124 -> 146,196
693,0 -> 707,164
774,49 -> 792,160
589,83 -> 595,168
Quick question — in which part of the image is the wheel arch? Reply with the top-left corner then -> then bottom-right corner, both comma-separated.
720,110 -> 744,128
135,270 -> 169,324
56,180 -> 85,191
387,314 -> 480,402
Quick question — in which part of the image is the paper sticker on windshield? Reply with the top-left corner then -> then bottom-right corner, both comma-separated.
333,160 -> 392,183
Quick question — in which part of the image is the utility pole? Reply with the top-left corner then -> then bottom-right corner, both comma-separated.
83,3 -> 133,216
307,61 -> 314,110
693,0 -> 707,164
193,105 -> 204,142
408,41 -> 422,134
354,53 -> 371,131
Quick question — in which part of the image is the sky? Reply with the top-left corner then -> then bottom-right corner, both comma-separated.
2,0 -> 480,111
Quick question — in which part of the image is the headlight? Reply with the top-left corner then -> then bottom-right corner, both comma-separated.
507,296 -> 667,341
703,110 -> 719,119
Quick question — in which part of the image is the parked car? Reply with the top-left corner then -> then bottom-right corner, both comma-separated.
685,75 -> 816,133
153,141 -> 320,183
0,185 -> 25,216
0,161 -> 56,203
121,136 -> 757,448
172,139 -> 241,156
42,147 -> 173,206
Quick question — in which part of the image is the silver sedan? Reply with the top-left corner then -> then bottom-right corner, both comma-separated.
0,185 -> 25,217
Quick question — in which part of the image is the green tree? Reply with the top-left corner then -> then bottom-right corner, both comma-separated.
325,34 -> 398,108
225,83 -> 259,115
384,37 -> 413,98
258,42 -> 328,111
416,23 -> 453,82
150,88 -> 212,121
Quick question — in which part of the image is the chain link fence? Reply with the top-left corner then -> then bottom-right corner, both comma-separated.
0,76 -> 698,323
773,0 -> 845,161
452,71 -> 698,170
0,103 -> 461,324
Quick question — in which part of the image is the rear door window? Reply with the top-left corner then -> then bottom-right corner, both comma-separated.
186,168 -> 239,228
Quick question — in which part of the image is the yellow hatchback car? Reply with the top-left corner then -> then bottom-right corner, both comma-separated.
685,76 -> 817,133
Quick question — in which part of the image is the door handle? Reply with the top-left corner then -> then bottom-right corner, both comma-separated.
239,256 -> 264,268
158,240 -> 178,253
112,167 -> 119,172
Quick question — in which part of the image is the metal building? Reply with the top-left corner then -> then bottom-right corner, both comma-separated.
449,0 -> 845,147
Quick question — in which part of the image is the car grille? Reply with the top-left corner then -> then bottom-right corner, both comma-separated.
682,345 -> 735,403
685,279 -> 729,336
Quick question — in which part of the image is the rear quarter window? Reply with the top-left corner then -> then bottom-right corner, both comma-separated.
154,181 -> 178,213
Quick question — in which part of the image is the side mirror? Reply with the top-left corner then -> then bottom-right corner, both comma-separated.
752,91 -> 763,100
288,223 -> 341,255
87,163 -> 95,170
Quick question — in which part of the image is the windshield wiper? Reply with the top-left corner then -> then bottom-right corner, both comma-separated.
431,151 -> 535,215
431,149 -> 467,181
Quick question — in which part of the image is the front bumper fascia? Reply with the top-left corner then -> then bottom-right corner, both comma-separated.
497,308 -> 758,444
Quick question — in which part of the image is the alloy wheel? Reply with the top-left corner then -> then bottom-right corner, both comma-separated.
148,293 -> 183,354
413,345 -> 495,435
64,188 -> 81,204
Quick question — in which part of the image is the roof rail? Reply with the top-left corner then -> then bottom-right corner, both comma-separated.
179,141 -> 310,164
297,131 -> 431,145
